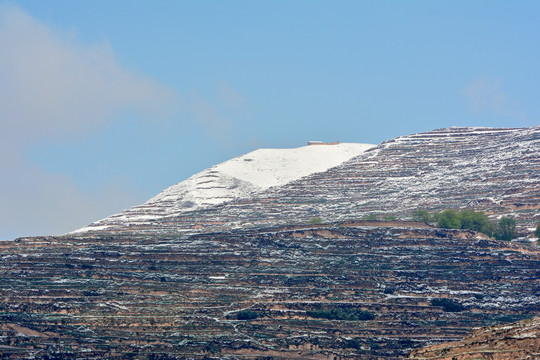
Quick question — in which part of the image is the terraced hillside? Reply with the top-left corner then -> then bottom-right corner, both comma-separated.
1,222 -> 538,359
80,126 -> 540,236
408,316 -> 539,359
76,143 -> 375,234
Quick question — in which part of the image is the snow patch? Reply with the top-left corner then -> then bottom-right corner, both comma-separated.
74,143 -> 375,233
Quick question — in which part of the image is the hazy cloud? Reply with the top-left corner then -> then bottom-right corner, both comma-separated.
0,5 -> 176,239
0,160 -> 141,239
462,78 -> 528,122
0,4 -> 176,150
0,5 -> 251,239
217,83 -> 247,110
190,84 -> 249,146
191,95 -> 234,145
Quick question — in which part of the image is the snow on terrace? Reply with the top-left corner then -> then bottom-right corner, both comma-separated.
217,143 -> 375,188
74,142 -> 375,233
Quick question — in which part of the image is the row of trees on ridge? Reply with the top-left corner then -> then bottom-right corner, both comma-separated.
413,209 -> 517,240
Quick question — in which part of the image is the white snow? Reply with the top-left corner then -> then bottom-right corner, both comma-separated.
71,224 -> 111,234
205,143 -> 375,189
74,142 -> 375,233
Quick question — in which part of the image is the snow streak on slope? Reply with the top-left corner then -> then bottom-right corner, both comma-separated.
74,143 -> 375,233
139,126 -> 539,236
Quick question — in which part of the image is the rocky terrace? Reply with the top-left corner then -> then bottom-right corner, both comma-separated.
1,222 -> 538,359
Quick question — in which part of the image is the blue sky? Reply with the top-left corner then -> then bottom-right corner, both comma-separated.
1,1 -> 538,239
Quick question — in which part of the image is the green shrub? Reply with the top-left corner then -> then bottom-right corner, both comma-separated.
495,216 -> 516,241
437,209 -> 461,229
363,214 -> 378,221
414,208 -> 516,240
236,310 -> 260,320
431,298 -> 464,312
308,217 -> 323,224
412,210 -> 433,223
460,210 -> 487,231
459,210 -> 495,236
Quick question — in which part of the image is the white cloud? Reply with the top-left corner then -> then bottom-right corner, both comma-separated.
189,84 -> 249,146
0,4 -> 176,150
461,78 -> 528,122
0,4 -> 246,153
0,4 -> 177,239
191,95 -> 234,145
0,5 -> 252,239
217,82 -> 247,110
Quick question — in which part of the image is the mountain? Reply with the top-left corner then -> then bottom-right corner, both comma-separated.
74,143 -> 375,233
76,126 -> 540,236
1,126 -> 538,359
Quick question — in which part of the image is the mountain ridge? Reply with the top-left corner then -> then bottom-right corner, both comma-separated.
74,126 -> 540,237
74,142 -> 375,234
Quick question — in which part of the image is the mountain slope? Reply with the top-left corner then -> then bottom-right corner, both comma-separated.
82,126 -> 540,236
408,316 -> 539,359
74,143 -> 375,233
2,223 -> 538,359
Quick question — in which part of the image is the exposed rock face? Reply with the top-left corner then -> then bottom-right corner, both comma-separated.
77,126 -> 540,236
1,223 -> 538,359
408,316 -> 539,359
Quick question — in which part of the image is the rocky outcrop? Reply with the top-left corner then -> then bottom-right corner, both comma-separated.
408,316 -> 539,359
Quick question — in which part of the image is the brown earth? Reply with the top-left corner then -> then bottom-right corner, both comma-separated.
408,316 -> 539,360
1,224 -> 538,359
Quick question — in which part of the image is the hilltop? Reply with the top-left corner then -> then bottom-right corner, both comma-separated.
75,143 -> 375,233
74,126 -> 540,237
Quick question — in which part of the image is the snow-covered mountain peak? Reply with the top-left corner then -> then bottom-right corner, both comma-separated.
74,142 -> 375,233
